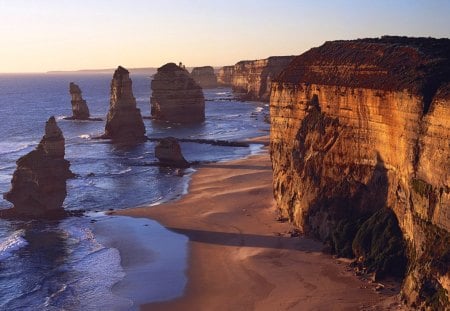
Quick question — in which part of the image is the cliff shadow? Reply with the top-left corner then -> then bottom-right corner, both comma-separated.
164,227 -> 323,253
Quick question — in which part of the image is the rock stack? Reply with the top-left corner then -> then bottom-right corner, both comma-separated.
103,66 -> 146,142
190,66 -> 218,88
65,82 -> 90,119
151,63 -> 205,123
155,137 -> 189,168
217,66 -> 234,86
3,117 -> 74,217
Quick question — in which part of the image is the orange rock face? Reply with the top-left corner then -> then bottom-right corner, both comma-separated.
217,65 -> 234,86
269,37 -> 450,309
232,56 -> 294,101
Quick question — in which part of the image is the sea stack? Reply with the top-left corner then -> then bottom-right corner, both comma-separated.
217,66 -> 234,86
103,66 -> 146,142
270,36 -> 450,309
191,66 -> 218,88
155,137 -> 189,168
151,63 -> 205,123
3,117 -> 74,217
66,82 -> 90,119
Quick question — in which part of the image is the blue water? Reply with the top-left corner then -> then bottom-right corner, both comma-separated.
0,73 -> 269,310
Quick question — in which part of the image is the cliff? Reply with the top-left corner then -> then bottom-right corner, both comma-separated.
191,66 -> 218,88
217,66 -> 234,86
3,117 -> 74,217
151,63 -> 205,123
103,66 -> 146,142
270,36 -> 450,309
232,56 -> 294,101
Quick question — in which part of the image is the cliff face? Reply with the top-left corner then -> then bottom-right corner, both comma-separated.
151,63 -> 205,123
103,66 -> 146,142
68,82 -> 90,119
232,56 -> 294,101
270,37 -> 450,309
191,66 -> 218,88
3,117 -> 74,217
217,66 -> 234,86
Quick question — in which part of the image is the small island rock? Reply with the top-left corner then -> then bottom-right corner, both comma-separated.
155,137 -> 189,168
191,66 -> 218,88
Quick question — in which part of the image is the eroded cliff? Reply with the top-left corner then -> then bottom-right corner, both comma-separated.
270,37 -> 450,309
232,56 -> 294,101
191,66 -> 218,88
217,65 -> 234,86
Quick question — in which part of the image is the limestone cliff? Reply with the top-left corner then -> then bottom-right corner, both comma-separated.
3,117 -> 74,217
191,66 -> 218,88
151,63 -> 205,123
217,66 -> 234,86
232,56 -> 294,101
103,66 -> 146,142
270,37 -> 450,309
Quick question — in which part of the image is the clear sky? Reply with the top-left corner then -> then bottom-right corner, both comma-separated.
0,0 -> 449,73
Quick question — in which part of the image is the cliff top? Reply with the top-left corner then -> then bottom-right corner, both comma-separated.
191,66 -> 214,72
276,36 -> 450,102
158,63 -> 185,73
235,55 -> 295,66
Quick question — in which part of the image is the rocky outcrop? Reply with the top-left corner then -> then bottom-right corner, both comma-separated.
270,36 -> 450,309
151,63 -> 205,123
64,83 -> 102,121
232,56 -> 294,101
103,66 -> 146,142
3,117 -> 74,217
217,66 -> 234,86
191,66 -> 218,88
155,137 -> 189,168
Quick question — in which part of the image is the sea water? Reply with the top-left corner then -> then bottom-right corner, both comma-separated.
0,73 -> 269,310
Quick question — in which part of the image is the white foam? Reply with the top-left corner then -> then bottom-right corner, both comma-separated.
111,168 -> 132,175
0,229 -> 28,260
255,107 -> 264,112
78,134 -> 91,140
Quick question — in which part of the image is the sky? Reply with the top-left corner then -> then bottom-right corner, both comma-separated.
0,0 -> 449,73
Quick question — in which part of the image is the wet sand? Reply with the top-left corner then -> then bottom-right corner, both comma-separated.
115,142 -> 404,310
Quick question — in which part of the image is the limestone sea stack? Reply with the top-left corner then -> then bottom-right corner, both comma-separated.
151,63 -> 205,123
232,56 -> 294,101
103,66 -> 146,142
155,137 -> 189,168
3,117 -> 74,217
66,82 -> 90,119
270,36 -> 450,309
190,66 -> 218,88
217,65 -> 234,86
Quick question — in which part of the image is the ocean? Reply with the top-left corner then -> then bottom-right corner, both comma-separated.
0,73 -> 269,310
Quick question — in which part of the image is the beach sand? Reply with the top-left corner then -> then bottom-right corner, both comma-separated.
115,141 -> 404,311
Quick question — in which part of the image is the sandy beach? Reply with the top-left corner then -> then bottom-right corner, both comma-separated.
115,141 -> 404,311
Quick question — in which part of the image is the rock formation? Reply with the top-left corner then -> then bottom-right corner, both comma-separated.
232,56 -> 294,101
269,36 -> 450,309
66,82 -> 90,119
3,116 -> 74,217
151,63 -> 205,123
64,83 -> 102,121
217,66 -> 234,86
103,66 -> 146,142
155,137 -> 189,168
191,66 -> 218,88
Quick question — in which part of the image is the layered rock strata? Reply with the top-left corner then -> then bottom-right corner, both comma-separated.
155,137 -> 189,168
232,56 -> 294,101
3,117 -> 74,217
191,66 -> 218,88
151,63 -> 205,123
270,37 -> 450,309
217,65 -> 234,86
103,66 -> 146,142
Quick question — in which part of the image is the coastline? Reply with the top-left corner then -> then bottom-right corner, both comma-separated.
114,138 -> 404,310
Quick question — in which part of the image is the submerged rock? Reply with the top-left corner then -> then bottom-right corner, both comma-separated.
103,66 -> 146,142
3,116 -> 74,217
155,137 -> 189,168
151,63 -> 205,123
191,66 -> 218,88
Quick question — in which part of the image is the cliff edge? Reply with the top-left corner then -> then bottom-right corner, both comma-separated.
270,36 -> 450,309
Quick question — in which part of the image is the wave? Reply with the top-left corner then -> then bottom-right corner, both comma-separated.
78,134 -> 91,139
0,229 -> 28,260
0,141 -> 37,156
255,107 -> 264,112
111,167 -> 132,175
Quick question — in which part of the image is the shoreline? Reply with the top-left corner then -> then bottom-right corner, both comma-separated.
114,140 -> 405,310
